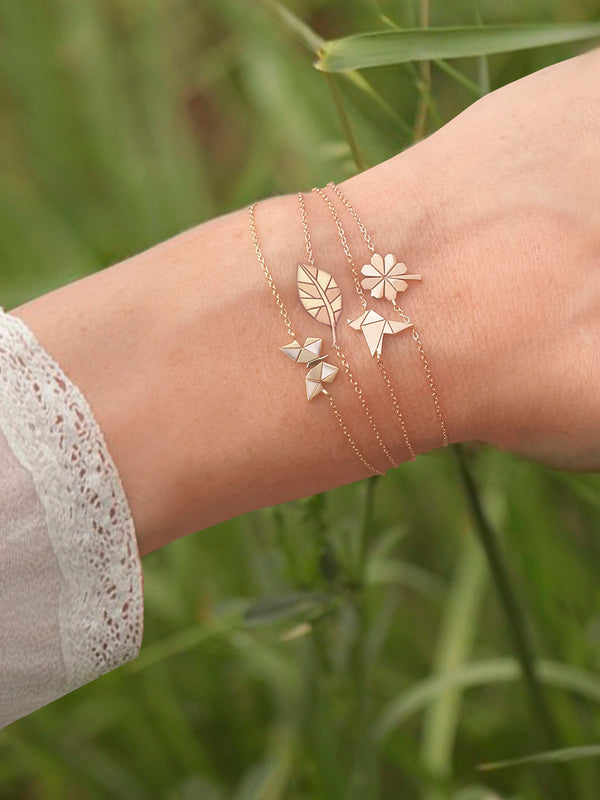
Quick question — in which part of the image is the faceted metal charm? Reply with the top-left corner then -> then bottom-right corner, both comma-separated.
305,360 -> 338,401
348,309 -> 413,357
280,337 -> 323,363
361,253 -> 422,302
297,264 -> 343,347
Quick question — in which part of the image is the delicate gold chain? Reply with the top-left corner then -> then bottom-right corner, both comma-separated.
298,192 -> 314,268
249,202 -> 296,341
312,186 -> 416,461
249,201 -> 382,476
375,354 -> 415,461
326,182 -> 449,448
311,187 -> 368,302
332,343 -> 398,467
328,182 -> 376,254
298,193 -> 398,468
392,302 -> 448,446
308,189 -> 367,310
325,392 -> 383,473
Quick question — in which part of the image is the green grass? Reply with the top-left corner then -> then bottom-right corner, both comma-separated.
2,1 -> 600,798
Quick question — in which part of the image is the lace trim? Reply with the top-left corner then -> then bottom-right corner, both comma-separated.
0,306 -> 143,687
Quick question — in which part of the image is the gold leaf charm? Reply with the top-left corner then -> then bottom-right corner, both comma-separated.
348,309 -> 413,357
297,264 -> 343,347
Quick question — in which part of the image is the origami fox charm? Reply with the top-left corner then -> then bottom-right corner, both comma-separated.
348,310 -> 413,358
280,336 -> 339,400
279,337 -> 323,364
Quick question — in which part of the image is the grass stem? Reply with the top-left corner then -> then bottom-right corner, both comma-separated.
324,72 -> 366,172
454,444 -> 575,796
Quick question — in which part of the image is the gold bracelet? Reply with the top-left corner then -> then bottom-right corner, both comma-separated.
312,186 -> 416,459
297,192 -> 399,469
249,201 -> 384,475
313,182 -> 448,450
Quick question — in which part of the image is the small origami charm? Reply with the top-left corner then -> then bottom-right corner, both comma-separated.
361,253 -> 422,302
297,264 -> 343,346
348,309 -> 413,357
280,337 -> 323,363
305,360 -> 338,401
280,336 -> 338,401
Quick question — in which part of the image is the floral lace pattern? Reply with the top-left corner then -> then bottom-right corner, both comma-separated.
0,306 -> 143,688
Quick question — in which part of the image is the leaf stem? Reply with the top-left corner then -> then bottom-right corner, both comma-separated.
412,0 -> 432,141
454,444 -> 574,795
324,72 -> 366,173
473,0 -> 491,96
347,474 -> 380,799
359,475 -> 379,581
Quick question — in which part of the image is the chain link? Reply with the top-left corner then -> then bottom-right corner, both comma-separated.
311,187 -> 367,310
375,355 -> 416,461
327,183 -> 449,449
300,193 -> 397,468
312,186 -> 416,460
249,201 -> 384,474
328,181 -> 376,253
249,203 -> 297,341
324,392 -> 383,475
298,192 -> 314,267
334,344 -> 399,468
394,302 -> 448,447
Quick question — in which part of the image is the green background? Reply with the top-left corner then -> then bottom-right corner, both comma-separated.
2,1 -> 600,798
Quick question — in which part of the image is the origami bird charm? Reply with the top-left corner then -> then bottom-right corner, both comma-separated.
280,336 -> 339,400
348,310 -> 413,357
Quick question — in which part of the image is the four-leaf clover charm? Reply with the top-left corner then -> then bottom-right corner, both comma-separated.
361,253 -> 422,302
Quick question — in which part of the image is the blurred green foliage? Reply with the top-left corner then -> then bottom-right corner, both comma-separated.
2,1 -> 600,798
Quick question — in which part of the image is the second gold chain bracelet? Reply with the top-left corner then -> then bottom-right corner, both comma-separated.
315,182 -> 448,450
249,183 -> 448,475
249,201 -> 386,475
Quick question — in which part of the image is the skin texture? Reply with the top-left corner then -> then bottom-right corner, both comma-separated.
9,49 -> 600,555
346,46 -> 600,470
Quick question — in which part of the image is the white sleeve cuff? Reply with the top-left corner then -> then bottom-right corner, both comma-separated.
0,305 -> 144,728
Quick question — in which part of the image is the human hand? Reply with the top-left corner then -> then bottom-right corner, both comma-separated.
344,47 -> 600,470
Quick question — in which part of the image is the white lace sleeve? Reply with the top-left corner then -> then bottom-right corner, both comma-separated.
0,305 -> 144,729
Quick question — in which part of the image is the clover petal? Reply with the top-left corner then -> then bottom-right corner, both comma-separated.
384,253 -> 396,271
362,276 -> 383,292
361,262 -> 382,278
371,280 -> 385,299
384,280 -> 398,301
389,277 -> 409,293
370,253 -> 384,271
389,261 -> 408,277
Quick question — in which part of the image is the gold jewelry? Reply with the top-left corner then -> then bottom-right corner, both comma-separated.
312,186 -> 417,460
297,192 -> 399,468
314,183 -> 448,449
249,201 -> 383,475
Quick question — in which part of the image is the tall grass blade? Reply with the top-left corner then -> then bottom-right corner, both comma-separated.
454,446 -> 575,795
480,744 -> 600,772
420,534 -> 487,788
316,22 -> 600,72
376,657 -> 600,740
263,0 -> 410,129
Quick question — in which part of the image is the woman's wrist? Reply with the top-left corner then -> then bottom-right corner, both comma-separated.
360,52 -> 600,474
7,166 -> 489,556
8,49 -> 600,563
337,148 -> 493,453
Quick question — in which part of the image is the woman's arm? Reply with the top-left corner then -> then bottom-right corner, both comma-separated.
10,47 -> 600,556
